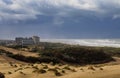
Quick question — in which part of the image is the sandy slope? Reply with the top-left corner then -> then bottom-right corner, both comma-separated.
59,65 -> 120,78
0,55 -> 120,78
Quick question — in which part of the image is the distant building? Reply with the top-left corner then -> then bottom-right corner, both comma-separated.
15,36 -> 40,45
0,40 -> 14,46
32,36 -> 40,45
15,37 -> 24,45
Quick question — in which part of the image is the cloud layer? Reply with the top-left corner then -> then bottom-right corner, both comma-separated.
1,0 -> 120,23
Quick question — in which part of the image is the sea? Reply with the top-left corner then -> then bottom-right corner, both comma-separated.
40,39 -> 120,48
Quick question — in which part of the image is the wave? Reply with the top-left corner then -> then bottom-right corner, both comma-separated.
41,39 -> 120,47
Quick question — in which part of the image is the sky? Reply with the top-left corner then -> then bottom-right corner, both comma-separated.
1,0 -> 120,39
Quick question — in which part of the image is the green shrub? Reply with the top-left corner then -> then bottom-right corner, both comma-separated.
39,69 -> 47,74
63,66 -> 71,70
0,72 -> 5,78
8,72 -> 12,74
33,69 -> 46,74
54,71 -> 62,76
61,70 -> 65,73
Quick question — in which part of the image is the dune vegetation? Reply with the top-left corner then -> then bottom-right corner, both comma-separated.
1,42 -> 117,65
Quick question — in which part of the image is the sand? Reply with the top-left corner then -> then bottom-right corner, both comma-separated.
0,46 -> 120,78
0,55 -> 120,78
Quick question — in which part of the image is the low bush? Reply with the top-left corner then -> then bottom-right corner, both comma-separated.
0,72 -> 5,78
33,69 -> 46,74
54,71 -> 62,76
39,46 -> 114,65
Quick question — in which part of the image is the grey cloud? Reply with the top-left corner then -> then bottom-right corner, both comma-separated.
0,0 -> 120,23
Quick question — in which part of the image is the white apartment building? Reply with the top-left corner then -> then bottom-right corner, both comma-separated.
15,36 -> 40,45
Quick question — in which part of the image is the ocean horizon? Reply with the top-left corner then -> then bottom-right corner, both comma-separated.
40,39 -> 120,48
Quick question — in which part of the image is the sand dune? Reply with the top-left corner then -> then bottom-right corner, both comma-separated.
0,56 -> 120,78
0,47 -> 120,78
59,65 -> 120,78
